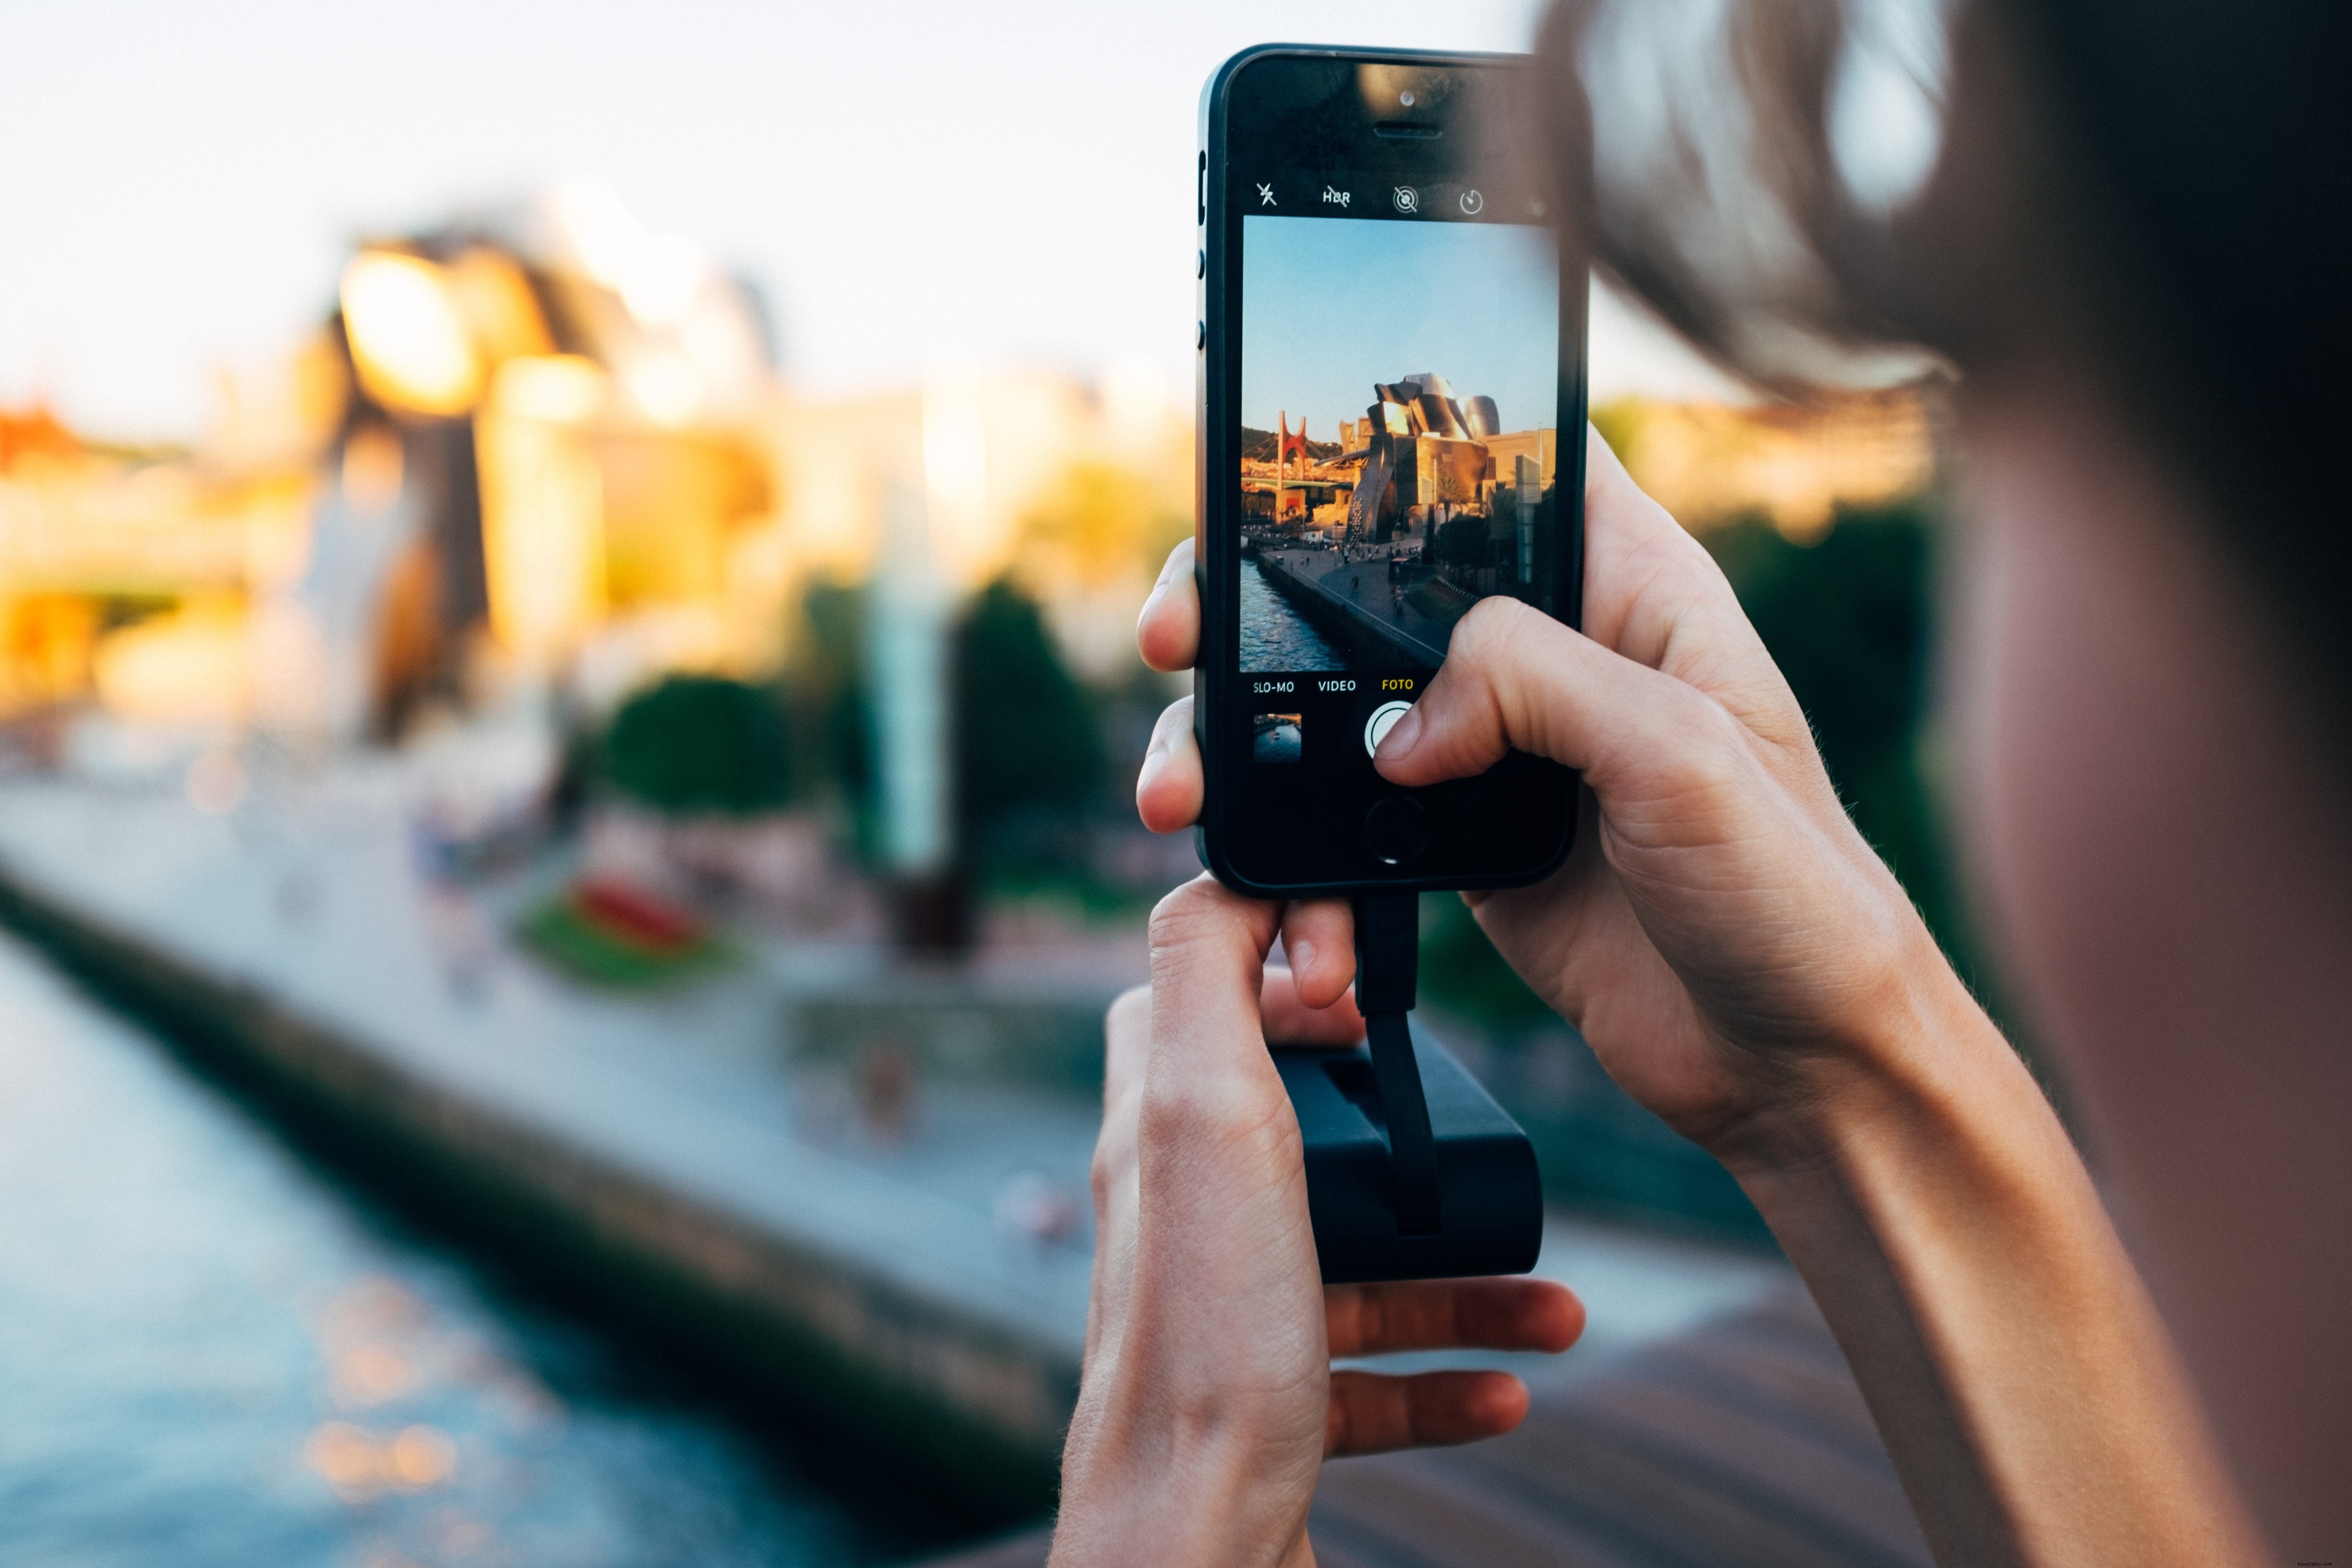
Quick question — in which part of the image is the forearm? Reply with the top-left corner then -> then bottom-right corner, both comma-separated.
1728,962 -> 2261,1567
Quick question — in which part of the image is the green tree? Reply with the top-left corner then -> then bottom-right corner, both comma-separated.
790,579 -> 873,809
956,577 -> 1105,867
601,674 -> 793,816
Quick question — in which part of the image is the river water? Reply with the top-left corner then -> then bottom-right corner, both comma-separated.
0,930 -> 973,1567
1239,558 -> 1345,674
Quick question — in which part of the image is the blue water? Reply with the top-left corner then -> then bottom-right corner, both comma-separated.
0,931 -> 973,1567
1239,559 -> 1345,673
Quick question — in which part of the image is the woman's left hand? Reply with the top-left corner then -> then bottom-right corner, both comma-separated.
1049,875 -> 1585,1566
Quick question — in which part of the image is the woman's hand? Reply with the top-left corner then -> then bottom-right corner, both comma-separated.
1051,878 -> 1582,1566
1134,429 -> 1961,1165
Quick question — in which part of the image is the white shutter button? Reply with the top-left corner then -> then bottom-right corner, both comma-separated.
1363,700 -> 1413,758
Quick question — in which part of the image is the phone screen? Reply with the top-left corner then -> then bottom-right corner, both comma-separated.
1238,209 -> 1563,704
1208,55 -> 1580,891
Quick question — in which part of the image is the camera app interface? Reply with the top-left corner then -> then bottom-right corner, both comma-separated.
1236,203 -> 1561,778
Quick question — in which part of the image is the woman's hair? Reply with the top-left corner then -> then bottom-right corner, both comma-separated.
1535,0 -> 2352,697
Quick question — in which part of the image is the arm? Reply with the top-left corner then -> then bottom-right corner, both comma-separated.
1729,985 -> 2254,1567
1118,427 -> 2261,1565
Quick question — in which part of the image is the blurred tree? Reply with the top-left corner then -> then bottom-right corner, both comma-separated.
789,579 -> 873,812
1420,894 -> 1555,1031
601,674 -> 792,816
956,577 -> 1105,871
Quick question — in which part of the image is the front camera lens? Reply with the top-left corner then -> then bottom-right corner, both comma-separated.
1400,90 -> 1415,106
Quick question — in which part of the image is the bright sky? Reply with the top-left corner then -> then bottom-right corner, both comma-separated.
1241,215 -> 1559,442
0,0 -> 1740,441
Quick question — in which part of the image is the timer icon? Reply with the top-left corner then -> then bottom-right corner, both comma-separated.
1459,188 -> 1484,215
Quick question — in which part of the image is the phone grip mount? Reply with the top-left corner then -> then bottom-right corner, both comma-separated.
1274,892 -> 1544,1284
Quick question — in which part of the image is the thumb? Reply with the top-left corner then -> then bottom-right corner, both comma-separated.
1142,875 -> 1287,1107
1373,595 -> 1736,803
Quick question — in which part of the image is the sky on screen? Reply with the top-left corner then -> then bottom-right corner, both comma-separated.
1241,215 -> 1561,443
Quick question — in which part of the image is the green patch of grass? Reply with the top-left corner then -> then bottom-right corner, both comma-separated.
513,898 -> 736,991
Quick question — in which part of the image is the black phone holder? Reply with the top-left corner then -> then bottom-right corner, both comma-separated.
1277,893 -> 1543,1284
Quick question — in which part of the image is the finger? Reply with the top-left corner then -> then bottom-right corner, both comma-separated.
1326,1370 -> 1531,1458
1136,537 -> 1199,673
1260,962 -> 1366,1046
1135,698 -> 1203,834
1372,593 -> 1739,802
1326,1277 -> 1584,1358
1277,898 -> 1356,1010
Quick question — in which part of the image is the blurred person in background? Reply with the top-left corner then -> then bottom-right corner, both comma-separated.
1053,0 -> 2349,1563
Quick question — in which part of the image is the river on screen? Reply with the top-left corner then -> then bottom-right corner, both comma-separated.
1239,558 -> 1345,673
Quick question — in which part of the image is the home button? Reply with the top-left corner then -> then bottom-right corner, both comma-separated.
1363,796 -> 1429,866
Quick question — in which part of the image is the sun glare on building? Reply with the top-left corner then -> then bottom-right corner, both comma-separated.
339,252 -> 483,418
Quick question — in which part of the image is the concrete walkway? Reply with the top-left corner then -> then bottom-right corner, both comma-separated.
1257,547 -> 1459,666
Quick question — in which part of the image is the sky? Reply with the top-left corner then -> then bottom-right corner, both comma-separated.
1241,215 -> 1560,442
0,0 -> 1740,441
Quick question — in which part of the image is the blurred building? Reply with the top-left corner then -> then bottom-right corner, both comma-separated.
1593,387 -> 1941,541
1,182 -> 1201,774
0,398 -> 315,732
303,181 -> 783,741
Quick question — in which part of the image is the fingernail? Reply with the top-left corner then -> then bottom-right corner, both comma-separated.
1375,707 -> 1422,764
1289,938 -> 1316,977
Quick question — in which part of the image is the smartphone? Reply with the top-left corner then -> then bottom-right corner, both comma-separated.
1194,46 -> 1586,897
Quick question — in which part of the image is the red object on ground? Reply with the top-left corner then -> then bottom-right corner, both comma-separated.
568,877 -> 705,954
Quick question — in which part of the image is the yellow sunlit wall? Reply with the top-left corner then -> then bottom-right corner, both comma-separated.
597,427 -> 771,609
475,354 -> 775,672
91,594 -> 251,724
476,357 -> 610,666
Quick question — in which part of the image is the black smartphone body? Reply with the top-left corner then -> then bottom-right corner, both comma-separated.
1195,46 -> 1587,898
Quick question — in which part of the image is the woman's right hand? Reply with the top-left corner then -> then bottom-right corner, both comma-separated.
1134,428 -> 1969,1165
